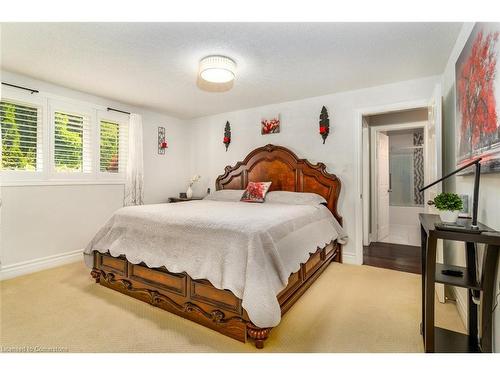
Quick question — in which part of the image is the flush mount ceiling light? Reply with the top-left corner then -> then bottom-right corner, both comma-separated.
199,55 -> 236,83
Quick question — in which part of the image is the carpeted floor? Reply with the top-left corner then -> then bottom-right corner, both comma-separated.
0,261 -> 465,352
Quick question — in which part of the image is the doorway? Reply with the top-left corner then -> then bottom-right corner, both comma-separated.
362,108 -> 428,273
356,85 -> 444,297
373,125 -> 425,246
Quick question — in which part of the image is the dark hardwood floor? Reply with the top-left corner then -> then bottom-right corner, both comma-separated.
363,242 -> 421,274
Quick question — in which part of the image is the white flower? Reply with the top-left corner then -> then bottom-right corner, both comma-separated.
189,174 -> 201,187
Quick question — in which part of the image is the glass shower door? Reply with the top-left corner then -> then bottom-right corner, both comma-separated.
389,152 -> 415,207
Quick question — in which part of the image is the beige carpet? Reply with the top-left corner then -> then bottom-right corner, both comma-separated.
0,261 -> 465,352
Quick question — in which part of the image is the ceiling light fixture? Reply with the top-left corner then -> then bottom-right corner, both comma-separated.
199,55 -> 236,83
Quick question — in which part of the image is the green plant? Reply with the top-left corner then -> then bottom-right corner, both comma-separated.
431,192 -> 463,211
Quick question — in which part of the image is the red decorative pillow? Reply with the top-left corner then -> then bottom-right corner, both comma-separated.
240,182 -> 272,203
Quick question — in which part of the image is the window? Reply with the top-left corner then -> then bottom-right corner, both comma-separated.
100,120 -> 120,173
1,100 -> 41,171
1,87 -> 129,184
53,111 -> 91,173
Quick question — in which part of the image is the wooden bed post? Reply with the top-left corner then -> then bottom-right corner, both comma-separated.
91,268 -> 101,283
246,323 -> 272,349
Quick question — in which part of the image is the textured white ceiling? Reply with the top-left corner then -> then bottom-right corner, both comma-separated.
1,23 -> 461,119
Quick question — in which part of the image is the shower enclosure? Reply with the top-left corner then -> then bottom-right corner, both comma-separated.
389,130 -> 424,207
383,128 -> 424,246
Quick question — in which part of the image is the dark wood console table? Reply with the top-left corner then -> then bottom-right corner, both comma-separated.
419,213 -> 500,353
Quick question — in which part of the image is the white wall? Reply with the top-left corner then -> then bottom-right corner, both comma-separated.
389,131 -> 416,150
368,108 -> 428,127
1,184 -> 123,266
441,23 -> 500,352
187,76 -> 439,264
0,71 -> 189,277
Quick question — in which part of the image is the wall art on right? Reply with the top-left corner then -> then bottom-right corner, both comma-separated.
456,22 -> 500,173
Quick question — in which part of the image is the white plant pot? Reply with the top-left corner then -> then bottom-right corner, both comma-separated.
186,186 -> 193,199
439,210 -> 460,223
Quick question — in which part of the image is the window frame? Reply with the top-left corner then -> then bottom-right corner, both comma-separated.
0,87 -> 46,182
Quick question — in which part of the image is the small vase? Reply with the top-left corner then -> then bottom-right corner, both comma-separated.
186,186 -> 193,199
439,210 -> 459,223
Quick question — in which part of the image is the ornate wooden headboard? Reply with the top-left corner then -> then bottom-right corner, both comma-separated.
215,144 -> 342,225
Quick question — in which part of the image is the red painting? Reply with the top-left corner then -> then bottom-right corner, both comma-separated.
261,115 -> 280,135
456,23 -> 500,173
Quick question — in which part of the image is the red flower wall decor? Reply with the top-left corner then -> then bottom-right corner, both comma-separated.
261,115 -> 280,135
456,23 -> 500,173
318,106 -> 330,144
223,121 -> 231,151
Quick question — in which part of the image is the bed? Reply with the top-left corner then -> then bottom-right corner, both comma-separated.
86,144 -> 344,348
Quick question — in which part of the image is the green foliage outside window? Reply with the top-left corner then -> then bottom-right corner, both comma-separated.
2,103 -> 121,174
1,101 -> 37,170
54,112 -> 83,172
100,121 -> 119,173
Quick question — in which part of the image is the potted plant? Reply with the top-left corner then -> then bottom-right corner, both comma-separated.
430,192 -> 463,223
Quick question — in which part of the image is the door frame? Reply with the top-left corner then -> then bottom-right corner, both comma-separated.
369,121 -> 427,244
354,99 -> 428,265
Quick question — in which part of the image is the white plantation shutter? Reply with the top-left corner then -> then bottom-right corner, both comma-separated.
1,94 -> 131,182
0,100 -> 42,171
120,122 -> 129,174
99,119 -> 128,174
53,111 -> 91,173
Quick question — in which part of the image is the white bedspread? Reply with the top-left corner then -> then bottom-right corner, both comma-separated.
84,200 -> 346,327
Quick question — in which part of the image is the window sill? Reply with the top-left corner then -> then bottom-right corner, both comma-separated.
1,180 -> 126,187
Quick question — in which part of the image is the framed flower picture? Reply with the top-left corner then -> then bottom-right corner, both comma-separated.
261,115 -> 280,135
455,23 -> 500,173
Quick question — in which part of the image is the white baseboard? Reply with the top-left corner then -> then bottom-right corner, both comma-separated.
0,249 -> 82,280
342,252 -> 360,265
450,286 -> 468,330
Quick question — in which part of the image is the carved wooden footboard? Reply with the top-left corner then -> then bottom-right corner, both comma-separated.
91,241 -> 340,348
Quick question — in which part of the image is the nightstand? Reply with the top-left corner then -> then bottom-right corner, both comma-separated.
168,197 -> 204,203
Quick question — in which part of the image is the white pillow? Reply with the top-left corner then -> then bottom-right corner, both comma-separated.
265,191 -> 327,206
203,189 -> 245,202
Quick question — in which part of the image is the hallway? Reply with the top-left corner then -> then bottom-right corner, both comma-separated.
363,242 -> 421,274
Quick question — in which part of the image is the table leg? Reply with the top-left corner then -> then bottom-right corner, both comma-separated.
420,224 -> 427,340
479,245 -> 499,353
465,242 -> 478,346
424,233 -> 437,352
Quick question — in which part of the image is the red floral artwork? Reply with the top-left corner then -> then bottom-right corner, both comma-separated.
261,117 -> 280,135
456,23 -> 500,173
240,181 -> 272,203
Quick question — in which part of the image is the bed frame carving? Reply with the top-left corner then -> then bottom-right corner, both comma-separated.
90,144 -> 342,349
